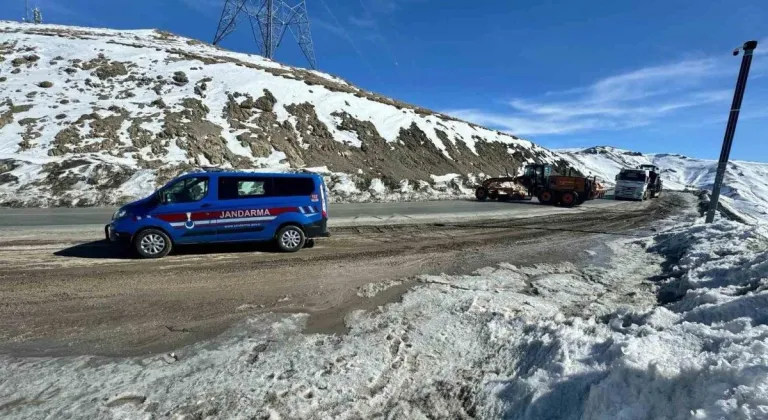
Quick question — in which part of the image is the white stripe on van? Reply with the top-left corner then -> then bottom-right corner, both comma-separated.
210,216 -> 277,224
169,216 -> 276,227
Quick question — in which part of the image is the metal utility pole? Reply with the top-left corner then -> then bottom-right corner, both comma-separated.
213,0 -> 317,69
265,0 -> 273,58
33,6 -> 42,24
706,40 -> 758,223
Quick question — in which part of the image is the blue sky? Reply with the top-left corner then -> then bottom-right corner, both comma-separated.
3,0 -> 768,161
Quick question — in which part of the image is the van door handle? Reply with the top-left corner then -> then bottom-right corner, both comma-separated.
200,203 -> 212,208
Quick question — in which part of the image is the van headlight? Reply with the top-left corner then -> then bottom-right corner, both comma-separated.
112,208 -> 128,220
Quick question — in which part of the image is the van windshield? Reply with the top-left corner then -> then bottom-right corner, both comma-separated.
161,177 -> 209,203
618,171 -> 647,182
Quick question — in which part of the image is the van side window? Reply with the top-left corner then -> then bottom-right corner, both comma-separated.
239,180 -> 265,196
162,177 -> 209,203
273,177 -> 315,196
218,176 -> 272,200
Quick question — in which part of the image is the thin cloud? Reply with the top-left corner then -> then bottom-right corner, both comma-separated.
364,0 -> 399,14
312,18 -> 348,38
181,0 -> 221,14
742,106 -> 768,120
362,0 -> 427,14
349,15 -> 376,28
444,109 -> 630,135
752,38 -> 768,55
443,58 -> 737,136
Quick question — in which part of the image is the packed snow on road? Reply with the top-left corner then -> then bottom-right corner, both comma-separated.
2,207 -> 767,419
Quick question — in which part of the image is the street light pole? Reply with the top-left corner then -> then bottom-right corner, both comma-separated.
706,40 -> 758,223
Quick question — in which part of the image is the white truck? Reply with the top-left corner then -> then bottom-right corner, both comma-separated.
614,168 -> 652,201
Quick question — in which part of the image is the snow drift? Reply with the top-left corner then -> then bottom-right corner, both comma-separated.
558,146 -> 768,224
0,21 -> 568,207
3,210 -> 767,419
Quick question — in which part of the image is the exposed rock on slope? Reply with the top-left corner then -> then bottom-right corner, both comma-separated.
0,21 -> 568,206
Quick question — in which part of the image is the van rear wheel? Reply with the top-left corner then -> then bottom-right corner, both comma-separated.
276,225 -> 306,253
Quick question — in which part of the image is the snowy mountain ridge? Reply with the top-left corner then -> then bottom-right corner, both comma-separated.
0,21 -> 572,207
557,146 -> 768,223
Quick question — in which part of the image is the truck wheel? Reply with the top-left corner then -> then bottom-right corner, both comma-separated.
276,225 -> 306,253
538,190 -> 555,205
560,191 -> 578,207
475,187 -> 488,201
133,228 -> 172,259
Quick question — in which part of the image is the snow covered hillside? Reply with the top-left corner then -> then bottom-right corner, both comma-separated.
3,205 -> 768,419
0,21 -> 568,207
558,146 -> 768,223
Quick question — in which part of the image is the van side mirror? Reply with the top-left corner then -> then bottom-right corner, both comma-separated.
158,191 -> 170,205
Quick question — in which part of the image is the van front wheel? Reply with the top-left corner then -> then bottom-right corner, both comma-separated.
276,225 -> 306,252
133,228 -> 172,259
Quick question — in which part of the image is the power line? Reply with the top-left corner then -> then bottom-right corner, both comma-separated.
315,0 -> 379,82
355,0 -> 399,67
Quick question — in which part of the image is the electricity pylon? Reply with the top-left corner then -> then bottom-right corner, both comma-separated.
213,0 -> 317,69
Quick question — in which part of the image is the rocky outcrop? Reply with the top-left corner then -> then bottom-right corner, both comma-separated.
11,54 -> 39,67
161,98 -> 250,168
77,53 -> 129,80
0,159 -> 20,185
0,109 -> 12,131
172,71 -> 188,85
285,102 -> 334,140
49,126 -> 82,156
254,89 -> 277,112
127,118 -> 156,150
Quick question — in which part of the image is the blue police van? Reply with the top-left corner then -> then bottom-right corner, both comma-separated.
105,169 -> 330,258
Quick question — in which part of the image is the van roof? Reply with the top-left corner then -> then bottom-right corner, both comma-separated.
188,170 -> 321,178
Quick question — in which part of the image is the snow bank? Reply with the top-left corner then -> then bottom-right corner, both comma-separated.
302,167 -> 481,203
483,219 -> 768,420
580,220 -> 768,419
0,259 -> 648,420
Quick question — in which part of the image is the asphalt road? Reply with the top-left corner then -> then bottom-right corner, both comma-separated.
0,198 -> 622,227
